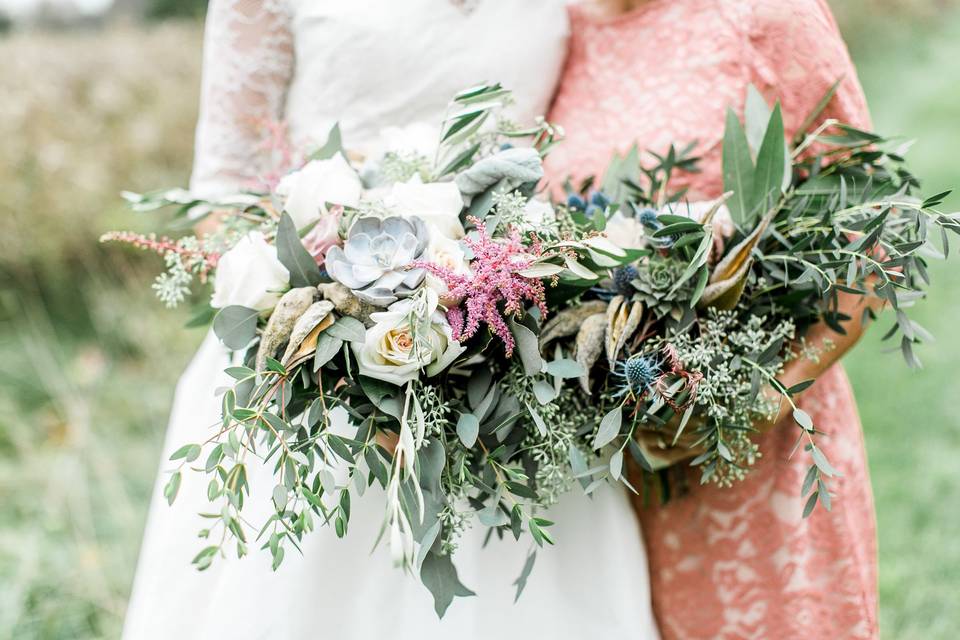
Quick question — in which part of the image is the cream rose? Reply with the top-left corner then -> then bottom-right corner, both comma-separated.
421,223 -> 471,298
277,153 -> 363,228
353,290 -> 465,386
388,176 -> 464,239
210,232 -> 289,311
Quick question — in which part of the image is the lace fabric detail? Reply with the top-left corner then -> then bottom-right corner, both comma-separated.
189,0 -> 294,197
546,1 -> 878,638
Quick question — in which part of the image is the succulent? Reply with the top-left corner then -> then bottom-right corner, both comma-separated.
631,255 -> 691,318
325,215 -> 429,306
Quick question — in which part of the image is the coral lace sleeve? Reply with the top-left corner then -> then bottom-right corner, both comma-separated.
735,0 -> 872,135
189,0 -> 294,197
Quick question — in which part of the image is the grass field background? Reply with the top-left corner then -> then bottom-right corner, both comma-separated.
1,5 -> 958,638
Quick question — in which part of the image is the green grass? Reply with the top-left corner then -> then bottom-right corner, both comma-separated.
844,11 -> 960,638
1,8 -> 959,639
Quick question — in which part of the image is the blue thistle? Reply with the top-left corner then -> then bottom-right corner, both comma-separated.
567,193 -> 587,211
567,190 -> 611,218
613,353 -> 664,398
636,206 -> 675,249
612,265 -> 638,295
586,191 -> 611,217
637,207 -> 660,228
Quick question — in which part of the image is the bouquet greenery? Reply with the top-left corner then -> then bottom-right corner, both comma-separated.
553,84 -> 956,515
105,83 -> 955,616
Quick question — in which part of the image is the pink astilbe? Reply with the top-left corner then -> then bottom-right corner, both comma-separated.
99,231 -> 220,281
417,217 -> 547,356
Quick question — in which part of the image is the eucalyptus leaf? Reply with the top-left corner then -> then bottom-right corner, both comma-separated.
276,212 -> 322,288
213,305 -> 259,350
592,406 -> 622,450
420,552 -> 475,618
456,413 -> 480,448
509,320 -> 544,376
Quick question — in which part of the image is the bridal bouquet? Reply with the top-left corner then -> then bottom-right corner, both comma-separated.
105,83 -> 955,615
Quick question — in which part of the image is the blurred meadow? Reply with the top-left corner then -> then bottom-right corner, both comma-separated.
0,2 -> 958,638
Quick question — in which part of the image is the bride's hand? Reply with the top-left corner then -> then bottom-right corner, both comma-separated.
194,210 -> 226,237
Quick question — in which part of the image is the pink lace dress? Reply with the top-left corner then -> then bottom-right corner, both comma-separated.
545,1 -> 879,638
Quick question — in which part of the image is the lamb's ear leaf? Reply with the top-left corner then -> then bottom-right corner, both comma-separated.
213,305 -> 259,350
277,212 -> 322,287
722,108 -> 756,227
751,103 -> 786,216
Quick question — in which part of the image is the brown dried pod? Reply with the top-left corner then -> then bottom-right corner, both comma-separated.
318,282 -> 378,326
606,299 -> 644,366
255,287 -> 317,372
280,300 -> 336,366
539,299 -> 609,349
699,208 -> 776,310
575,313 -> 607,394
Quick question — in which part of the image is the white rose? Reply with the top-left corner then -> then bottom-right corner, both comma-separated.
603,211 -> 648,251
376,122 -> 439,160
353,290 -> 465,386
421,223 -> 471,298
388,176 -> 464,239
519,197 -> 556,232
277,153 -> 362,228
211,232 -> 289,311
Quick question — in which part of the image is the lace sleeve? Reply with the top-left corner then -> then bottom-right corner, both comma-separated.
737,0 -> 872,137
189,0 -> 295,197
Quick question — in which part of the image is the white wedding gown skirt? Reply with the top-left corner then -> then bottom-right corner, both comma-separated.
123,333 -> 659,639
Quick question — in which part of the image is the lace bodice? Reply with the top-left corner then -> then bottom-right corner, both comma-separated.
190,0 -> 570,197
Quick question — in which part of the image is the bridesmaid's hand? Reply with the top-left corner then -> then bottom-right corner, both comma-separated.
376,430 -> 399,456
635,285 -> 887,463
757,285 -> 886,434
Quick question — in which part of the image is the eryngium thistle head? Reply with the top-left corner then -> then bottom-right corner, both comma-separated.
567,190 -> 611,217
613,353 -> 663,398
325,215 -> 428,306
636,206 -> 675,249
612,265 -> 638,295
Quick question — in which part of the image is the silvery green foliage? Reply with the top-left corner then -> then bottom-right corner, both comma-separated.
656,305 -> 797,487
454,147 -> 543,198
153,252 -> 192,308
325,215 -> 429,306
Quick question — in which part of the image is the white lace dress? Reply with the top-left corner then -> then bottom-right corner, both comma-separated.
123,2 -> 660,638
